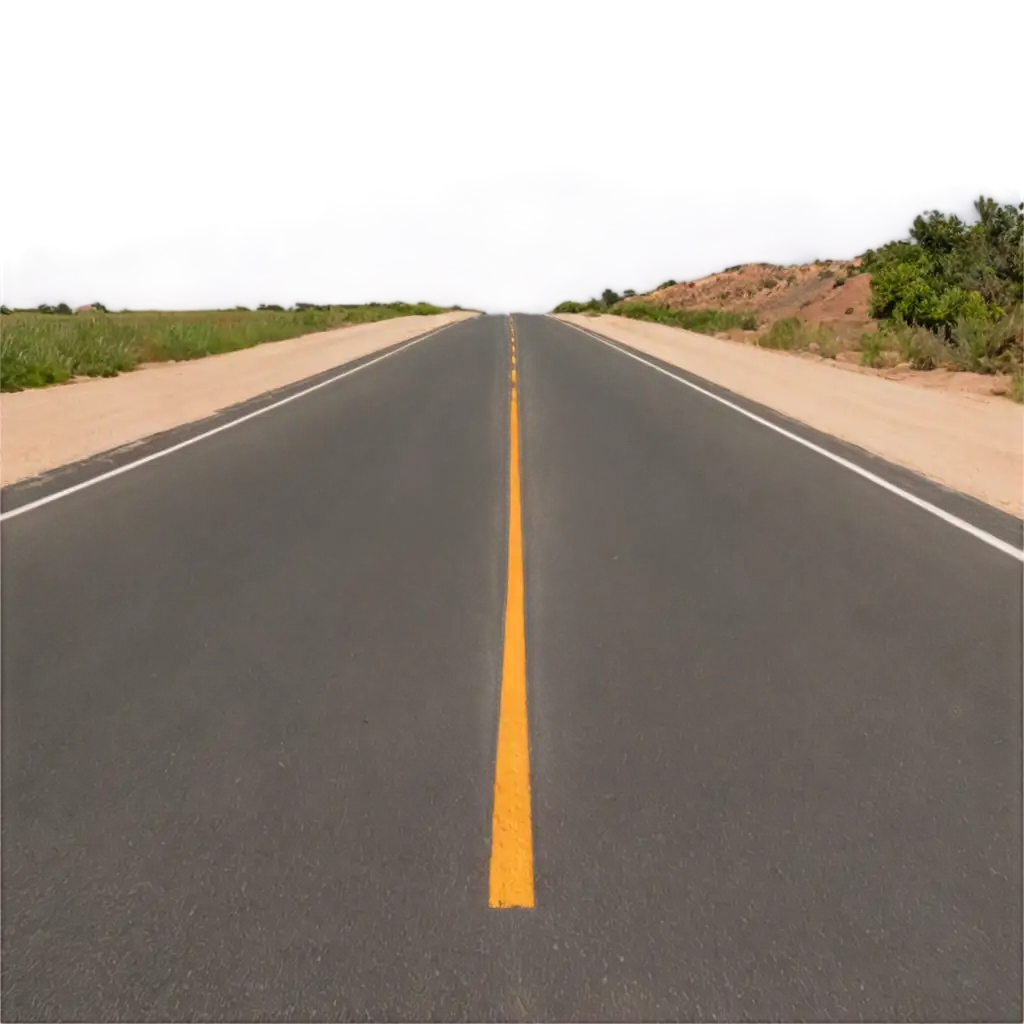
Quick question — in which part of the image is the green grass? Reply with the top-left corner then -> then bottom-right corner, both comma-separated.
758,317 -> 834,352
1010,366 -> 1023,403
0,303 -> 450,391
609,301 -> 756,334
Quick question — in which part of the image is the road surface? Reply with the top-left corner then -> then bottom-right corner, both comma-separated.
3,314 -> 1021,1021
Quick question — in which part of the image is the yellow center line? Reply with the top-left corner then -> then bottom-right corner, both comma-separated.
489,317 -> 534,909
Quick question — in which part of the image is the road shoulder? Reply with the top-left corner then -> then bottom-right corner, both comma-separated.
556,313 -> 1024,518
1,312 -> 477,490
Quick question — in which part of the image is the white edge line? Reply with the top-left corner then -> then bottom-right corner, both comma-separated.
552,316 -> 1024,563
1,321 -> 459,522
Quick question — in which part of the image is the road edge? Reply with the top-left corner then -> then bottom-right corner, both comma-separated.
553,315 -> 1024,561
1,318 -> 463,521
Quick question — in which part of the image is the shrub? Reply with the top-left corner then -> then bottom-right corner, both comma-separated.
760,276 -> 779,289
818,333 -> 841,359
951,305 -> 1023,373
657,279 -> 677,289
859,334 -> 887,367
759,317 -> 806,350
552,300 -> 587,313
882,321 -> 949,370
0,305 -> 11,315
1011,366 -> 1023,402
601,288 -> 621,307
864,197 -> 1022,335
833,276 -> 847,288
817,269 -> 834,280
611,301 -> 755,334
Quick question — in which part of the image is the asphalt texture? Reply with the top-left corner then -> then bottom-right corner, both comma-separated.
3,314 -> 1021,1021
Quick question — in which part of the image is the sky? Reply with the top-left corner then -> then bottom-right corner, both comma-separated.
2,158 -> 1024,311
3,0 -> 1021,314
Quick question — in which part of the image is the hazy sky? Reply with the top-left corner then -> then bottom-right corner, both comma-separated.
4,0 -> 1021,313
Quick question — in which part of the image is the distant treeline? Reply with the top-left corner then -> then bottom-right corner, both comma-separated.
2,301 -> 456,316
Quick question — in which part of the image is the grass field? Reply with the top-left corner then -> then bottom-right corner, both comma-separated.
0,303 -> 451,391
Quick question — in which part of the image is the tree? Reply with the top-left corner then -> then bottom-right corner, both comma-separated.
864,196 -> 1023,335
55,303 -> 72,315
623,289 -> 636,298
601,288 -> 621,307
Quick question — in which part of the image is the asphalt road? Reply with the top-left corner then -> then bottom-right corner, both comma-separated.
3,314 -> 1021,1021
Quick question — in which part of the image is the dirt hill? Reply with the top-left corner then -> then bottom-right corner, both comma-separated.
637,259 -> 874,338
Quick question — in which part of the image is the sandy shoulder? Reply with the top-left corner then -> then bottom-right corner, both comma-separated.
558,313 -> 1024,518
2,312 -> 477,487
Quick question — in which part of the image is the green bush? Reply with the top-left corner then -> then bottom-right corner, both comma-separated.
859,333 -> 887,367
852,196 -> 1024,384
611,301 -> 755,334
657,279 -> 677,289
759,318 -> 808,350
760,318 -> 841,354
950,305 -> 1023,373
881,321 -> 949,370
864,197 -> 1022,335
552,300 -> 587,313
1010,366 -> 1023,402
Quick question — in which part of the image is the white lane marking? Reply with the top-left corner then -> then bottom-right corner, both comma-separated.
1,321 -> 459,522
555,317 -> 1024,563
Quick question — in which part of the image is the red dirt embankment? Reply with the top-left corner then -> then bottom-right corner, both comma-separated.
640,260 -> 874,338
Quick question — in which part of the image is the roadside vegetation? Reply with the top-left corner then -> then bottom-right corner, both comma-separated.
552,294 -> 756,335
552,196 -> 1023,400
0,302 -> 451,391
611,302 -> 755,334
